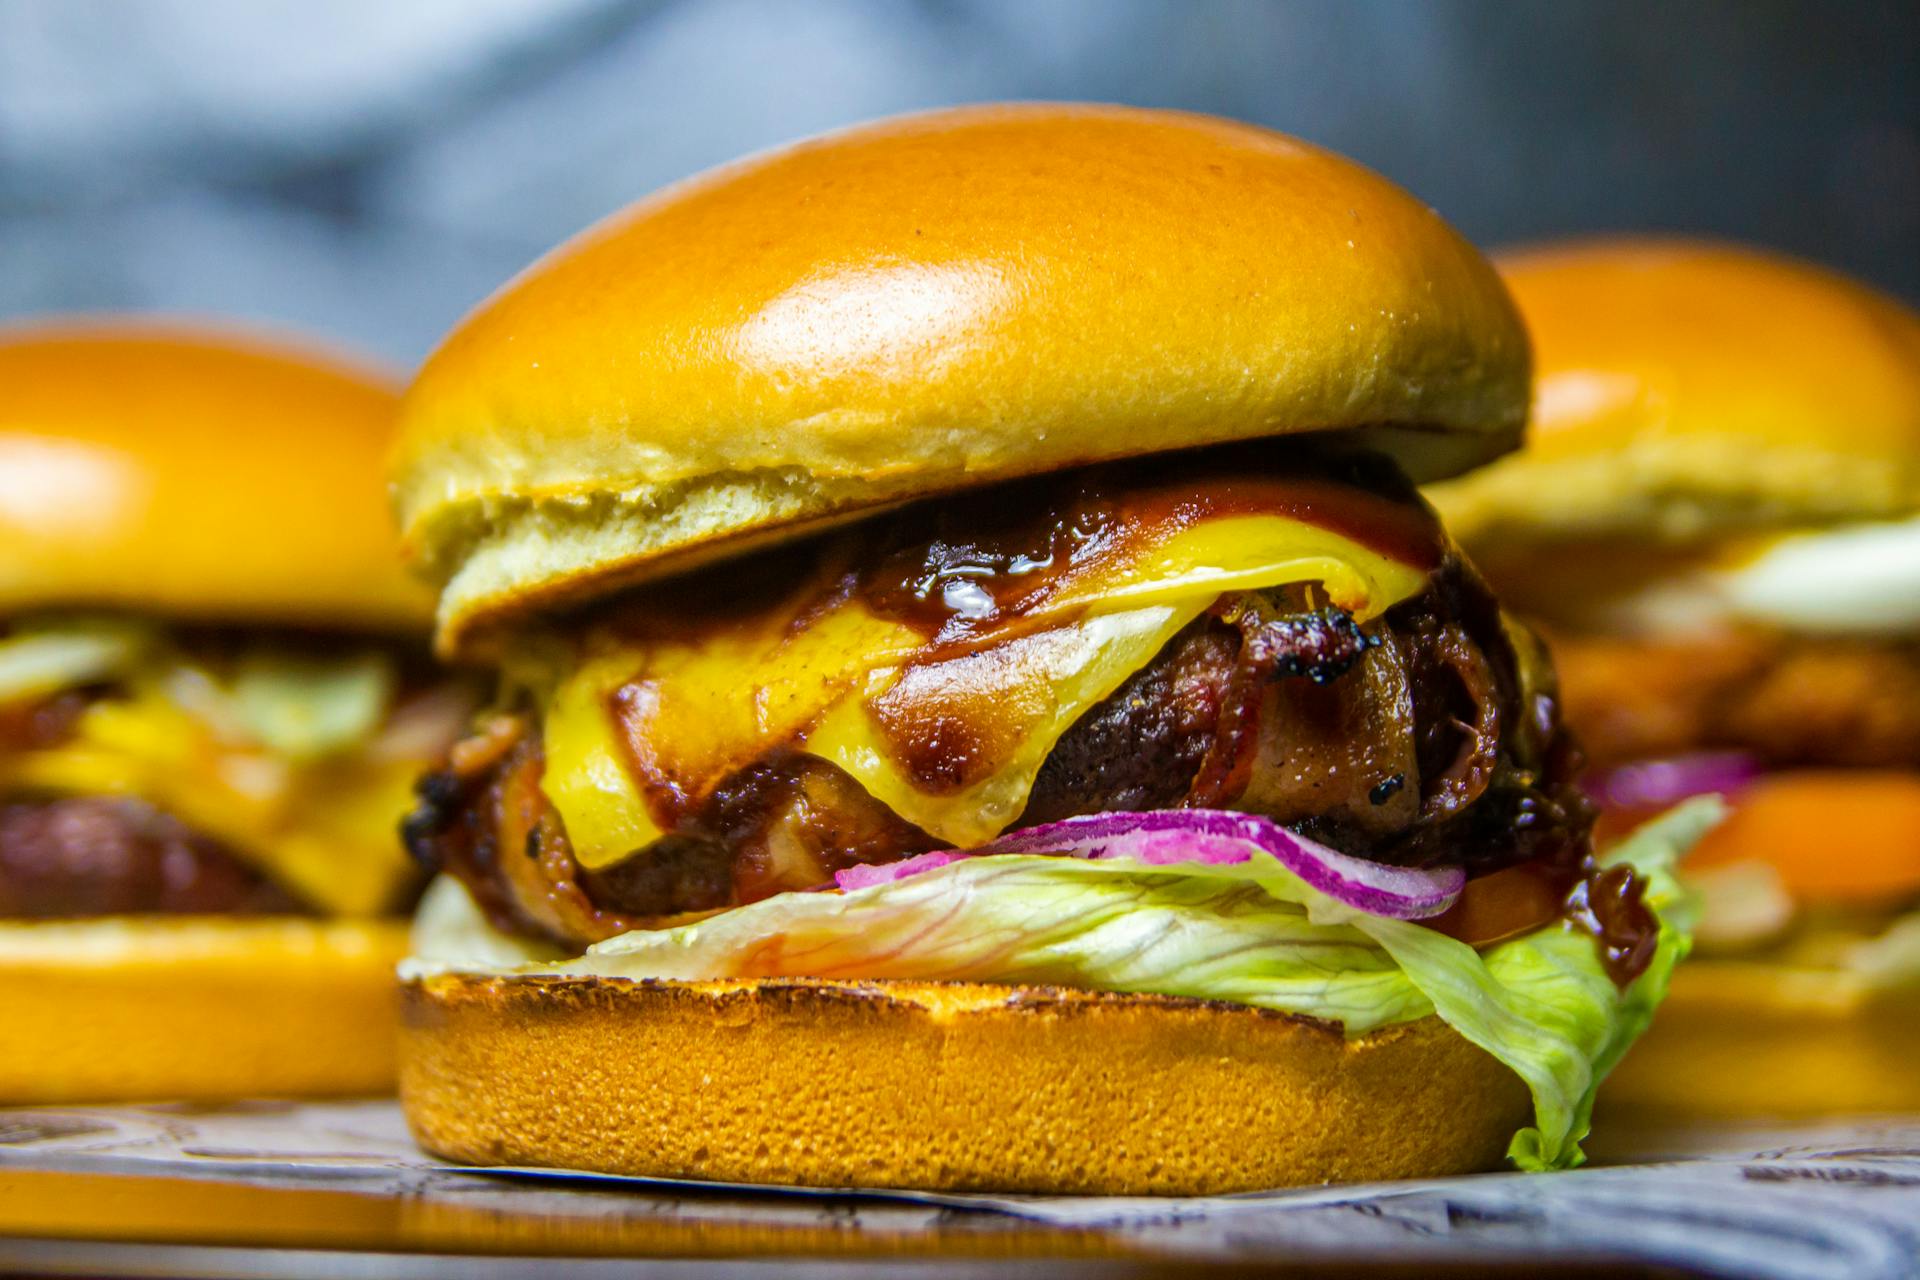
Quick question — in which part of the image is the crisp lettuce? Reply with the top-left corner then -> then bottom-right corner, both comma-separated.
226,650 -> 395,760
0,616 -> 394,760
1367,798 -> 1710,1169
1,617 -> 427,915
0,619 -> 151,705
1844,910 -> 1920,987
1687,863 -> 1920,986
409,797 -> 1720,1172
411,876 -> 567,968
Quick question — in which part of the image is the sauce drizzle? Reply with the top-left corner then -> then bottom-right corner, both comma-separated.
1564,864 -> 1661,987
857,444 -> 1447,643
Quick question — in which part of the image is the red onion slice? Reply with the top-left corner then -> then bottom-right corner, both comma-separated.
1584,752 -> 1761,812
832,851 -> 966,892
833,809 -> 1465,919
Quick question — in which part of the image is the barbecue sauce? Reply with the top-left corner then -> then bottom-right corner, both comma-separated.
1427,855 -> 1662,988
1565,864 -> 1661,987
857,446 -> 1447,644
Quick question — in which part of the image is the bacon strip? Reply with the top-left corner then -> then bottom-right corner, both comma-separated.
408,562 -> 1594,949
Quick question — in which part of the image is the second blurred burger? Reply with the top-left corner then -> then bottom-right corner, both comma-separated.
0,321 -> 473,1101
1431,239 -> 1920,1116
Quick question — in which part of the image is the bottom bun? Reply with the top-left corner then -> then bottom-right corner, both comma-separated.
400,973 -> 1532,1195
1601,960 -> 1920,1117
0,916 -> 407,1102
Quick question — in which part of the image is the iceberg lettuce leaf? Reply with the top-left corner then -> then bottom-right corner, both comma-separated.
410,797 -> 1721,1171
0,619 -> 151,704
226,650 -> 395,760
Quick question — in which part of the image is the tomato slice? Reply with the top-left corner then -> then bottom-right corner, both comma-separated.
1427,860 -> 1571,947
1684,771 -> 1920,904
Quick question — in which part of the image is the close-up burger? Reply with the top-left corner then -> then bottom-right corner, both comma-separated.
392,105 -> 1714,1194
0,323 -> 474,1102
1429,238 -> 1920,1118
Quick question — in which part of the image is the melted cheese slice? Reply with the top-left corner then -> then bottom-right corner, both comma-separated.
539,650 -> 668,872
541,511 -> 1433,870
807,603 -> 1204,847
1,689 -> 425,915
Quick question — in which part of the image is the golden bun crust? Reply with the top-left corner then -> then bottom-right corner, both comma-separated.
0,320 -> 432,630
0,916 -> 406,1102
1600,960 -> 1920,1117
394,104 -> 1530,657
399,973 -> 1531,1194
1429,238 -> 1920,554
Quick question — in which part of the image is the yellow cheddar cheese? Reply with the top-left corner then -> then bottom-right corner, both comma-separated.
539,512 -> 1434,870
0,624 -> 445,916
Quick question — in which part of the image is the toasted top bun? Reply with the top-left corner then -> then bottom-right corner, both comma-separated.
394,104 -> 1529,657
1430,238 -> 1920,553
0,320 -> 432,630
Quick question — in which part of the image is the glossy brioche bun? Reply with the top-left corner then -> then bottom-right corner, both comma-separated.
399,974 -> 1531,1195
0,320 -> 432,630
0,917 -> 407,1102
393,103 -> 1530,658
1429,238 -> 1920,555
1601,962 -> 1920,1117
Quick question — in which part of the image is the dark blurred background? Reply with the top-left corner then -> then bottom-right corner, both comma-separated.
2,0 -> 1914,365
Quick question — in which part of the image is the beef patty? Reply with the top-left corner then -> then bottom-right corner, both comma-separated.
407,559 -> 1592,950
0,796 -> 308,918
1548,628 -> 1920,770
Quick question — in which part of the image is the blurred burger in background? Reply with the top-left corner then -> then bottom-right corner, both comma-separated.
1430,239 -> 1920,1116
393,106 -> 1715,1194
0,322 -> 474,1101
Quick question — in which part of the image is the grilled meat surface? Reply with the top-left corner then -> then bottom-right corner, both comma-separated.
408,558 -> 1591,950
0,796 -> 308,917
1549,628 -> 1920,770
